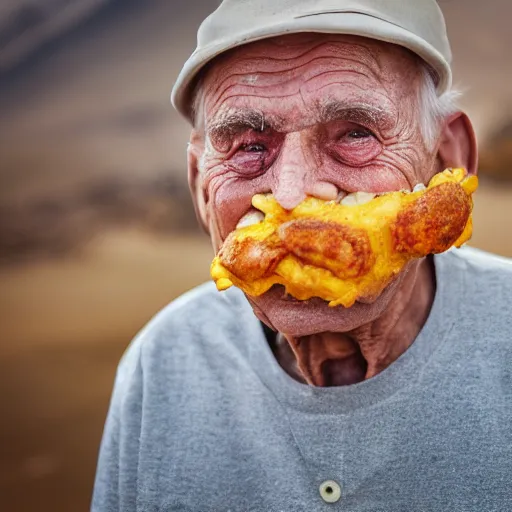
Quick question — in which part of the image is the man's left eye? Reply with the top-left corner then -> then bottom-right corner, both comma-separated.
345,128 -> 374,139
328,125 -> 381,165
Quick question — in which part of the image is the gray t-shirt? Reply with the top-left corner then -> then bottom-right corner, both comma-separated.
92,247 -> 512,512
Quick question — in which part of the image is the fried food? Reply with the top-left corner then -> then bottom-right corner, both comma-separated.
211,168 -> 478,307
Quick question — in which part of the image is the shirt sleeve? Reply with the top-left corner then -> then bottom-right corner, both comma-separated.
91,339 -> 143,512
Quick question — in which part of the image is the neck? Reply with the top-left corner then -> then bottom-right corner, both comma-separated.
271,257 -> 436,386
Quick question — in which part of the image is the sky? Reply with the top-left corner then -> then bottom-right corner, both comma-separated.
0,0 -> 110,71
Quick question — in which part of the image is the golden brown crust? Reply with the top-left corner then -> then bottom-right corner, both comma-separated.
218,232 -> 287,281
278,218 -> 374,279
212,171 -> 478,306
392,182 -> 471,256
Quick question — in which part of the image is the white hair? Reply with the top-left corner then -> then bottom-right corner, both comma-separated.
418,65 -> 462,150
191,80 -> 206,132
191,63 -> 462,151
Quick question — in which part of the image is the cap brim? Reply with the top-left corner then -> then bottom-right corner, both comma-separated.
171,11 -> 452,122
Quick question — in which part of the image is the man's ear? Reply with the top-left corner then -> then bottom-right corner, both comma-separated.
187,130 -> 209,233
437,112 -> 478,175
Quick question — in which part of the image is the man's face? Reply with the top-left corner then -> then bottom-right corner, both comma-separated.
192,34 -> 440,336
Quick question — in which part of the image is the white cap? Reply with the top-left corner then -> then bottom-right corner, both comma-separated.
172,0 -> 452,122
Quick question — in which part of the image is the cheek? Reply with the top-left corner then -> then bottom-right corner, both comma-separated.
329,137 -> 382,167
318,158 -> 411,192
318,144 -> 427,192
205,170 -> 271,244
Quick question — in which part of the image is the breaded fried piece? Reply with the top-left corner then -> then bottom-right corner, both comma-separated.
392,182 -> 471,256
278,219 -> 374,279
211,168 -> 478,307
218,233 -> 287,281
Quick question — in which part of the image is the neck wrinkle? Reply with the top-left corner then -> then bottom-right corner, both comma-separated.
276,256 -> 437,386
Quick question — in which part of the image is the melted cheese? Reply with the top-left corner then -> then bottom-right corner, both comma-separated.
211,168 -> 478,307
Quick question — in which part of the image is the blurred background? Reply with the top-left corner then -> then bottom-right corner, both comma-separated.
0,0 -> 510,510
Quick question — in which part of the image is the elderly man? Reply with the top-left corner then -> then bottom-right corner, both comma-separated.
92,1 -> 512,511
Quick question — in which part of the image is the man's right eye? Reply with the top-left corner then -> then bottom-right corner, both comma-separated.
240,143 -> 266,153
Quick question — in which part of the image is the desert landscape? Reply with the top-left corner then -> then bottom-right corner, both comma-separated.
0,1 -> 511,510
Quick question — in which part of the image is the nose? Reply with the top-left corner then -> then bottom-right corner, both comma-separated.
271,133 -> 339,209
271,132 -> 309,210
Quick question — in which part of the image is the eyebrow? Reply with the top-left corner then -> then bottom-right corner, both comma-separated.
319,100 -> 393,131
207,110 -> 275,146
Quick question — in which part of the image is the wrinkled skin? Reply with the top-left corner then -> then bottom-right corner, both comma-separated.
188,34 -> 478,386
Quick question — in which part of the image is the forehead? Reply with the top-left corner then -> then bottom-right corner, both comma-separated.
201,33 -> 421,131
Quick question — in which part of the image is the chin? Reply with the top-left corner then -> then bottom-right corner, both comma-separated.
247,270 -> 407,336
